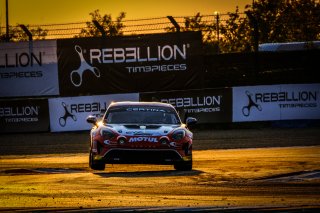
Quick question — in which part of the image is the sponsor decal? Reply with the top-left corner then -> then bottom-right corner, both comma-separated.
126,107 -> 166,112
0,105 -> 40,123
58,32 -> 203,96
242,90 -> 318,117
255,91 -> 317,107
49,93 -> 139,132
58,101 -> 107,127
104,140 -> 111,145
70,45 -> 100,87
140,126 -> 146,130
242,91 -> 262,116
161,95 -> 222,113
125,131 -> 154,136
126,64 -> 186,73
233,84 -> 320,122
0,52 -> 43,79
59,102 -> 77,127
140,88 -> 233,124
0,52 -> 42,68
71,44 -> 188,84
67,42 -> 189,88
0,99 -> 49,133
169,142 -> 177,147
128,137 -> 158,143
0,40 -> 59,97
89,44 -> 188,74
0,70 -> 43,79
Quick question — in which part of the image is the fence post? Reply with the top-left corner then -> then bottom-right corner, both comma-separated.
245,11 -> 260,78
214,11 -> 220,53
167,16 -> 180,33
92,20 -> 106,37
5,0 -> 9,42
245,11 -> 259,53
20,25 -> 33,41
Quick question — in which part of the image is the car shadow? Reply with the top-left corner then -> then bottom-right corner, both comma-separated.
93,169 -> 203,178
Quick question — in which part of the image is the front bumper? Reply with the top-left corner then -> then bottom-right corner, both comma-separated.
94,148 -> 191,165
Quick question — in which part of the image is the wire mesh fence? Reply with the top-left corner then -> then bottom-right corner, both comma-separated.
0,13 -> 235,40
1,11 -> 318,54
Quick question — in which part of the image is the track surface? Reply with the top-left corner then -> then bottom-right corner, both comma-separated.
0,128 -> 320,211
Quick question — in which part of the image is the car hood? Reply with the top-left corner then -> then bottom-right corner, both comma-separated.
105,124 -> 182,136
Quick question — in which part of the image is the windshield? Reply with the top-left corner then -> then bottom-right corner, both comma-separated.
104,106 -> 181,125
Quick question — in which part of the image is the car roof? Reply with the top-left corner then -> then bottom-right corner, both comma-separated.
109,101 -> 175,109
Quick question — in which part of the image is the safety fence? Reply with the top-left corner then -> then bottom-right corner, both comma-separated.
0,14 -> 233,40
1,32 -> 318,98
1,83 -> 320,133
1,32 -> 319,133
0,32 -> 203,97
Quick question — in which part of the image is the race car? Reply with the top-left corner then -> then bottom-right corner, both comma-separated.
86,101 -> 197,171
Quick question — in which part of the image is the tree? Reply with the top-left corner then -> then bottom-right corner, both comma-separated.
77,10 -> 126,37
165,13 -> 219,53
219,0 -> 320,52
12,26 -> 48,42
246,0 -> 320,43
166,13 -> 216,42
219,7 -> 252,53
0,28 -> 6,42
0,25 -> 48,42
164,0 -> 320,53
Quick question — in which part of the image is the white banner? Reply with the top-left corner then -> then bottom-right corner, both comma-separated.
49,93 -> 139,132
233,84 -> 320,122
0,40 -> 59,97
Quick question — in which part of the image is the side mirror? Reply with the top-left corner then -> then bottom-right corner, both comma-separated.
186,117 -> 197,127
86,115 -> 97,125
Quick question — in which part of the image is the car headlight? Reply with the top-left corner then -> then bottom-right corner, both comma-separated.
100,128 -> 116,139
171,129 -> 186,141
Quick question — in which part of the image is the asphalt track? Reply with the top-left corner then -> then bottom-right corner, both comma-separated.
0,128 -> 320,212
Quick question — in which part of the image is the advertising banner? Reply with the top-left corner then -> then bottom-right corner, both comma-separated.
49,93 -> 139,132
57,32 -> 203,96
140,88 -> 232,123
0,99 -> 49,133
0,40 -> 59,97
233,84 -> 320,122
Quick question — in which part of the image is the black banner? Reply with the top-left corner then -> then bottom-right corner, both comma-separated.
57,32 -> 204,96
0,99 -> 49,133
140,88 -> 232,123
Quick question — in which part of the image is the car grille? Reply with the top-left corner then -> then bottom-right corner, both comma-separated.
103,149 -> 183,164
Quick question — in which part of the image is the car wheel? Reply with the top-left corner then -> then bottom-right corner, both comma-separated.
174,159 -> 192,171
89,150 -> 105,171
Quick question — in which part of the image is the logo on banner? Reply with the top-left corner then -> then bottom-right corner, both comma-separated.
0,105 -> 40,123
161,95 -> 222,113
242,91 -> 262,116
87,44 -> 189,74
0,52 -> 43,79
59,102 -> 77,127
70,45 -> 100,87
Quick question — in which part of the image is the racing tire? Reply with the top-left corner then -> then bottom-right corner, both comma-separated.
174,160 -> 192,171
89,150 -> 105,171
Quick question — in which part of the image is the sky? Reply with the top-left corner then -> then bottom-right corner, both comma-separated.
1,0 -> 252,26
